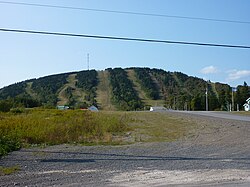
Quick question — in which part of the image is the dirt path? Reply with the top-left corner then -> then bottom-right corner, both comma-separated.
1,112 -> 250,186
96,71 -> 116,110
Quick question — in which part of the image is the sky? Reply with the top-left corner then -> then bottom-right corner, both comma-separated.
0,0 -> 250,89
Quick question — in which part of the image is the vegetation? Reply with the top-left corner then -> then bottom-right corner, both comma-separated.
0,165 -> 20,176
108,68 -> 143,110
0,97 -> 41,112
235,82 -> 250,111
126,111 -> 196,142
0,81 -> 27,100
0,109 -> 131,156
76,70 -> 98,107
0,67 -> 249,111
0,109 -> 199,157
133,68 -> 160,100
31,73 -> 70,106
214,83 -> 231,111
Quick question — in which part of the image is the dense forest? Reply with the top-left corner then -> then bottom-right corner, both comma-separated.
0,67 -> 249,112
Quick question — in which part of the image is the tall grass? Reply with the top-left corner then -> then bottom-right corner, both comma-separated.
0,109 -> 130,156
0,110 -> 198,157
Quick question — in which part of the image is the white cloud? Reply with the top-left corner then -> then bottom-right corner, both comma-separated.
200,66 -> 218,74
227,70 -> 250,81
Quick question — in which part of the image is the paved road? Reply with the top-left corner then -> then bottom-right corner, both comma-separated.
168,110 -> 250,122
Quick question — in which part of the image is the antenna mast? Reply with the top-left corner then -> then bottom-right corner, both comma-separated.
87,53 -> 89,70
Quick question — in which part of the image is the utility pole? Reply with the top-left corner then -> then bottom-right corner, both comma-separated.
232,87 -> 237,111
205,87 -> 208,111
231,87 -> 234,111
173,97 -> 176,110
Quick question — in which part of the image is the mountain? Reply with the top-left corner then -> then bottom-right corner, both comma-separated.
0,67 -> 249,112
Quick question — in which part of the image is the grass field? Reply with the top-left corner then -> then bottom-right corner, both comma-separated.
0,109 -> 197,156
232,111 -> 250,116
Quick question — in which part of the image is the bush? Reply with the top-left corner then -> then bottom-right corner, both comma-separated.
0,136 -> 20,157
10,108 -> 25,114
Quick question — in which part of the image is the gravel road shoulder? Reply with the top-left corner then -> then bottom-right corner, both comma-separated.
1,111 -> 250,187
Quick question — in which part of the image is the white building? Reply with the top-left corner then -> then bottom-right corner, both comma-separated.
243,97 -> 250,111
150,106 -> 166,112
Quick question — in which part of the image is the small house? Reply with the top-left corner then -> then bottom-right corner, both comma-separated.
150,106 -> 166,112
243,97 -> 250,111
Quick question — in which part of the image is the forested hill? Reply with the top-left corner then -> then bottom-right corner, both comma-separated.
0,67 -> 249,112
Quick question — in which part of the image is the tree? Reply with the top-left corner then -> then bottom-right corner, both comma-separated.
235,82 -> 250,110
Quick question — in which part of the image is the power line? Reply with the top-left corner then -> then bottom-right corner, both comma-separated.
0,28 -> 250,49
0,1 -> 250,25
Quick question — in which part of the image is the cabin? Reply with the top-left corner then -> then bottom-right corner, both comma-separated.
149,106 -> 166,112
243,97 -> 250,111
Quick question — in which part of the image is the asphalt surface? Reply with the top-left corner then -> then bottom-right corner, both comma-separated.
168,110 -> 250,122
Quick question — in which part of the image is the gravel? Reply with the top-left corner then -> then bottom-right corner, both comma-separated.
1,111 -> 250,186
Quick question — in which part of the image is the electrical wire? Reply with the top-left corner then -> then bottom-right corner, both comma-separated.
0,1 -> 249,25
0,28 -> 250,49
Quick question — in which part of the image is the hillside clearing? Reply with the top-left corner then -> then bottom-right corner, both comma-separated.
57,74 -> 88,106
57,74 -> 77,106
96,71 -> 116,110
126,69 -> 165,107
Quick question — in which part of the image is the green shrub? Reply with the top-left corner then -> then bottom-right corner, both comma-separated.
0,135 -> 20,157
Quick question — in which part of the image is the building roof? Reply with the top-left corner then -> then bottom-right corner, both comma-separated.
88,105 -> 99,112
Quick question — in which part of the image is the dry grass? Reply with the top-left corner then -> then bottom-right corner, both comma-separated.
0,109 -> 131,156
0,165 -> 20,175
232,111 -> 250,116
0,110 -> 197,156
124,111 -> 197,142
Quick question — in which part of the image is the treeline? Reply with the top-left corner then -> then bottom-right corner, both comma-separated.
108,68 -> 143,110
31,73 -> 70,106
0,68 -> 249,111
0,82 -> 27,100
148,69 -> 248,111
0,96 -> 41,112
235,82 -> 250,110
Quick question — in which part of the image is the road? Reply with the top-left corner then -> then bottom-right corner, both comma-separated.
168,110 -> 250,122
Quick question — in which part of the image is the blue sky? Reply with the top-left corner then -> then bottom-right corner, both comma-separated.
0,0 -> 250,89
